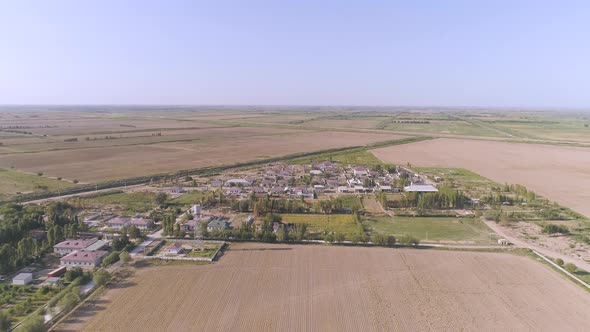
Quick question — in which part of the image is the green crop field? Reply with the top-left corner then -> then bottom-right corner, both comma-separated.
364,216 -> 498,245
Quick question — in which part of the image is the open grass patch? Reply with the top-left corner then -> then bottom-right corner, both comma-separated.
79,191 -> 156,215
0,168 -> 74,199
364,216 -> 497,245
280,214 -> 361,237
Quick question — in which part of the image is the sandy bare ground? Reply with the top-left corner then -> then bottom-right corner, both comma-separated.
60,243 -> 590,332
484,220 -> 590,272
372,138 -> 590,218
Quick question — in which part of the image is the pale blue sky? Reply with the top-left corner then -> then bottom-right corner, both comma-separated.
1,1 -> 589,107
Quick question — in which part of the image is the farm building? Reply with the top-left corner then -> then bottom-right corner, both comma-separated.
12,273 -> 33,285
403,184 -> 439,193
165,243 -> 184,254
83,239 -> 109,252
54,238 -> 98,256
60,250 -> 108,269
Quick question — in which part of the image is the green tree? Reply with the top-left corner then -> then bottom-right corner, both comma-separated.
128,225 -> 141,239
555,258 -> 564,266
155,192 -> 168,207
119,251 -> 131,264
93,269 -> 112,286
59,291 -> 80,311
16,315 -> 45,332
200,221 -> 209,238
0,311 -> 10,331
102,252 -> 120,267
276,225 -> 287,242
64,267 -> 84,282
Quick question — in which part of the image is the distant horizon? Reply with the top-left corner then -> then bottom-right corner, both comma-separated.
0,104 -> 589,112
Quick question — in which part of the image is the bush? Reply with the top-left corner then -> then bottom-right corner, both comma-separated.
323,233 -> 335,243
564,263 -> 577,273
372,234 -> 387,246
543,224 -> 569,234
73,179 -> 79,184
386,235 -> 396,247
119,251 -> 131,264
64,267 -> 84,282
93,269 -> 111,286
37,172 -> 43,176
398,235 -> 420,246
555,258 -> 564,266
484,209 -> 502,222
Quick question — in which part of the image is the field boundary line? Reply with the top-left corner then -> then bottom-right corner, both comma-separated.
532,250 -> 590,290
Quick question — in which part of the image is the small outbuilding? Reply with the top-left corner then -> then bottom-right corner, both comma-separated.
165,242 -> 184,255
13,273 -> 33,285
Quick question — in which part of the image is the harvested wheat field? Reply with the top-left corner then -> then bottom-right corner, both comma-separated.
0,131 -> 401,182
372,138 -> 590,218
63,243 -> 590,332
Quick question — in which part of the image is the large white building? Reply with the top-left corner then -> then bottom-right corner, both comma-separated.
54,238 -> 99,256
60,250 -> 108,269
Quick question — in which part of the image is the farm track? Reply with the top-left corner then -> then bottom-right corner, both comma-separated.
62,243 -> 590,332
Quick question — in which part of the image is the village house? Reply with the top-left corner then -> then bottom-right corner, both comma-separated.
181,219 -> 199,232
270,186 -> 284,197
225,187 -> 242,196
129,217 -> 154,230
225,178 -> 251,187
165,242 -> 184,254
54,238 -> 98,256
60,250 -> 108,269
210,180 -> 223,187
106,216 -> 130,230
207,219 -> 229,232
353,167 -> 369,177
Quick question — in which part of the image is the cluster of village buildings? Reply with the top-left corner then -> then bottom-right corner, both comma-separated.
197,161 -> 438,199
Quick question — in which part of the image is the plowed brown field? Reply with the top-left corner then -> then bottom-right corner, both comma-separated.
65,243 -> 590,331
372,138 -> 590,218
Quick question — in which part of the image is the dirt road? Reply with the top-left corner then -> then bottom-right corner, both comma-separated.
484,219 -> 590,272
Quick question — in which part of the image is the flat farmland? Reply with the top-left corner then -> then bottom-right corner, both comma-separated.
64,243 -> 590,331
372,138 -> 590,218
0,130 -> 400,182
